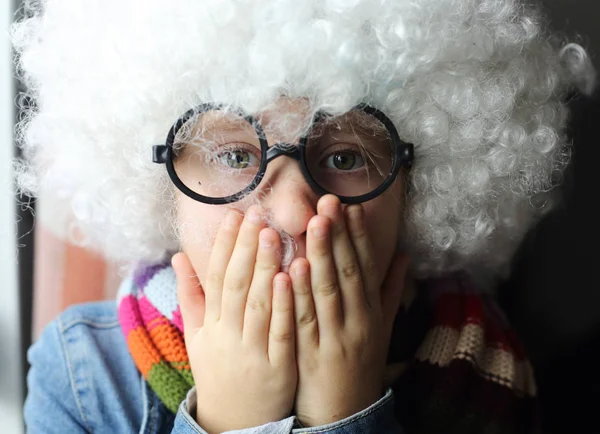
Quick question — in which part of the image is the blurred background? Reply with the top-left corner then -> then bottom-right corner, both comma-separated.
2,1 -> 599,433
1,1 -> 20,433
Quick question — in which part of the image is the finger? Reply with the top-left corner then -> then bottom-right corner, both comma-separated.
221,205 -> 265,332
380,253 -> 410,331
317,195 -> 366,322
173,252 -> 205,344
268,273 -> 295,366
243,228 -> 281,349
290,257 -> 318,348
204,209 -> 243,323
345,204 -> 380,309
307,214 -> 343,335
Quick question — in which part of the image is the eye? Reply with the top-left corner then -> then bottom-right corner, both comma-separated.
323,150 -> 365,171
217,148 -> 260,169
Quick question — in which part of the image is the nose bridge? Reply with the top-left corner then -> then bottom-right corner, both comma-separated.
263,144 -> 310,194
261,148 -> 318,238
266,143 -> 301,163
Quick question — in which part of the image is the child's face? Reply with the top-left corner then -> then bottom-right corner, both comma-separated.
175,98 -> 406,288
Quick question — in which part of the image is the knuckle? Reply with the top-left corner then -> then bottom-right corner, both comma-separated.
272,301 -> 292,314
225,277 -> 247,293
255,259 -> 277,274
323,341 -> 346,359
297,311 -> 317,326
206,271 -> 224,290
269,330 -> 294,343
348,319 -> 374,343
245,295 -> 268,313
316,281 -> 339,297
351,223 -> 368,240
352,328 -> 371,346
292,283 -> 311,297
297,355 -> 317,372
340,262 -> 361,280
312,243 -> 330,258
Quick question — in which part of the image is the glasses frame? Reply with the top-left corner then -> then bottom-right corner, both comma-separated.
153,102 -> 414,205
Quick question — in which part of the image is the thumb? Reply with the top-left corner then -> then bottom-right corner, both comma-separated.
172,252 -> 205,342
380,253 -> 410,331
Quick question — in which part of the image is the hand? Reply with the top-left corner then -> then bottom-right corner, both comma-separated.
173,206 -> 297,434
289,195 -> 409,427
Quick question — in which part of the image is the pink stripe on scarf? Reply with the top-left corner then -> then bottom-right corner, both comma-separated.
118,294 -> 142,337
138,295 -> 168,331
172,307 -> 184,333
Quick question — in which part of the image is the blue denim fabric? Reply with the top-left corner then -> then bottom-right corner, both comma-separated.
25,301 -> 404,433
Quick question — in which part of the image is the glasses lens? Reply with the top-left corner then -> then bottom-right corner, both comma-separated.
305,109 -> 394,197
172,110 -> 263,199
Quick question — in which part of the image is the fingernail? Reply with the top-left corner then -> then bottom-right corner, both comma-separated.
293,262 -> 308,277
274,278 -> 289,292
247,207 -> 262,224
259,232 -> 273,249
311,225 -> 327,239
319,195 -> 341,216
326,202 -> 340,216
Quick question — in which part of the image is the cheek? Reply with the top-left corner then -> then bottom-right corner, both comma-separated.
176,197 -> 230,281
175,192 -> 264,283
360,182 -> 404,279
363,207 -> 400,270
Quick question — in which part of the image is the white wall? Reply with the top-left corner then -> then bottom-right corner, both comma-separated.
0,0 -> 23,432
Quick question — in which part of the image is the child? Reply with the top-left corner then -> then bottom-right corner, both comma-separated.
12,0 -> 594,432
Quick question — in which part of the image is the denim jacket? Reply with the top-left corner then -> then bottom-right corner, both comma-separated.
24,301 -> 404,433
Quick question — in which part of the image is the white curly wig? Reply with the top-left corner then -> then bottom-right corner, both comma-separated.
11,0 -> 595,280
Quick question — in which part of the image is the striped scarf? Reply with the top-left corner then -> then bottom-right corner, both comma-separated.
118,260 -> 542,433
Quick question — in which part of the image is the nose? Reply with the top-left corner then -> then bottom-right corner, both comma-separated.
261,157 -> 319,239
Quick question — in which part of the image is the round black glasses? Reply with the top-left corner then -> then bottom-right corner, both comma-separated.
153,103 -> 414,205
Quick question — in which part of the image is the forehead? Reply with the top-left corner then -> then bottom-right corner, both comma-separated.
178,97 -> 390,142
255,98 -> 384,134
256,98 -> 312,125
255,98 -> 314,139
181,98 -> 313,135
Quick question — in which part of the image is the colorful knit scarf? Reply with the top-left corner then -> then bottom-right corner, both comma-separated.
118,261 -> 542,433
